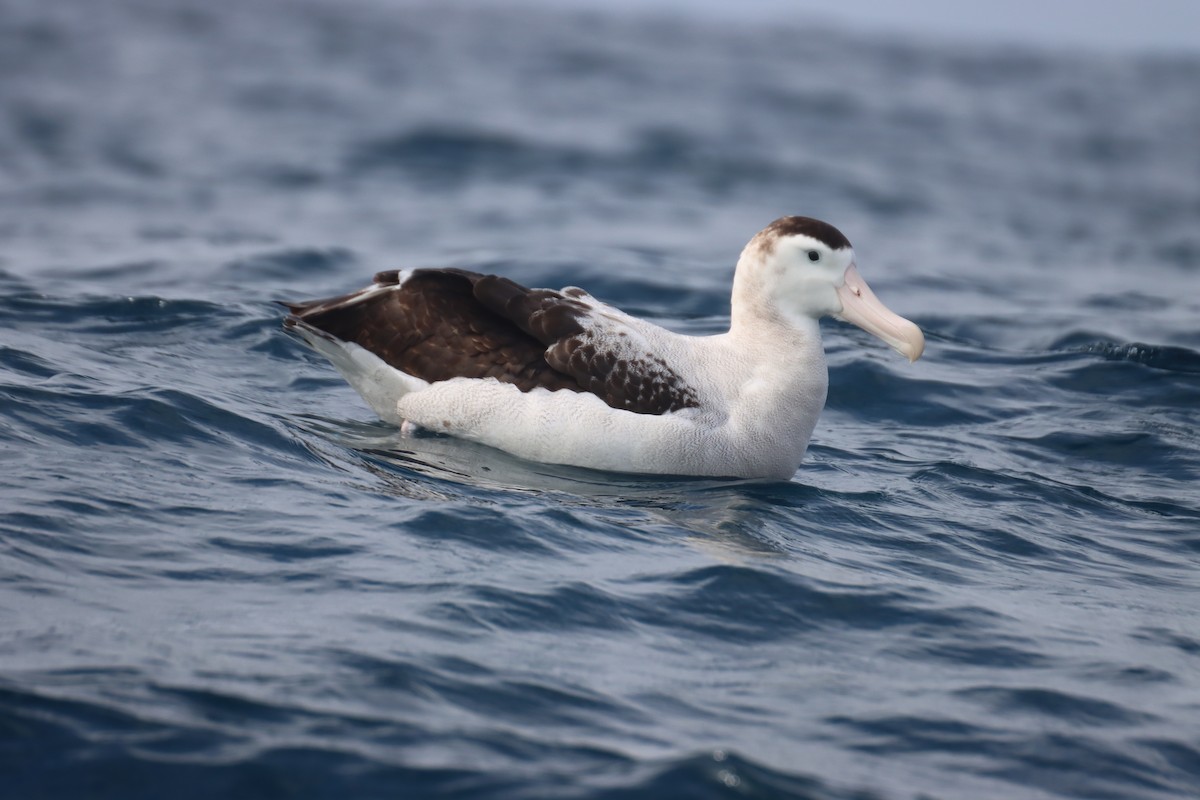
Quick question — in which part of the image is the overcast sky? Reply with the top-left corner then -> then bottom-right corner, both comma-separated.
498,0 -> 1200,54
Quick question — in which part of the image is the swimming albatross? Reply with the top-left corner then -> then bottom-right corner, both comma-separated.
284,216 -> 924,479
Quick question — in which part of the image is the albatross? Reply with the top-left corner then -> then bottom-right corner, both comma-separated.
283,216 -> 924,479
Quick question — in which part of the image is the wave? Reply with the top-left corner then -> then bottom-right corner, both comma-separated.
1065,339 -> 1200,375
3,2 -> 1200,799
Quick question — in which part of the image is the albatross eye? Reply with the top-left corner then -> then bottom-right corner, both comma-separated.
807,250 -> 820,262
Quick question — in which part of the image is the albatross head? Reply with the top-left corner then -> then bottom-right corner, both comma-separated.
735,216 -> 925,362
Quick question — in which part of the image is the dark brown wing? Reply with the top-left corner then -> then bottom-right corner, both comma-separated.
285,268 -> 701,416
284,269 -> 579,392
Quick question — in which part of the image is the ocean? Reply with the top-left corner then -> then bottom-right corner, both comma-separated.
2,0 -> 1199,797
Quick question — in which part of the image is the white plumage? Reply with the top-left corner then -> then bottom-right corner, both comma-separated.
286,216 -> 924,479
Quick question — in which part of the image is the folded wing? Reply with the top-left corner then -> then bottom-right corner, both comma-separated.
285,268 -> 699,416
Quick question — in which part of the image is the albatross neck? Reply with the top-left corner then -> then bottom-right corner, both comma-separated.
728,284 -> 824,356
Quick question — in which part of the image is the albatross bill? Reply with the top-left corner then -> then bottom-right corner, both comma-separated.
835,263 -> 925,363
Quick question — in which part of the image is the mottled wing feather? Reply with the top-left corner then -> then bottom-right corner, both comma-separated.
469,274 -> 700,415
285,268 -> 700,416
545,326 -> 700,415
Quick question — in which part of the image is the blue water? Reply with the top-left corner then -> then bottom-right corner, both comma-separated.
3,1 -> 1200,798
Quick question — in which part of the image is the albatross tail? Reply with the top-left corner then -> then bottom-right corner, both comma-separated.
284,316 -> 428,426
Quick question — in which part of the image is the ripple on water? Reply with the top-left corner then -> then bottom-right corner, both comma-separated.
3,1 -> 1200,799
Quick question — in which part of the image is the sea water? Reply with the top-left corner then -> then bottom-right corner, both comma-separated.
2,1 -> 1199,798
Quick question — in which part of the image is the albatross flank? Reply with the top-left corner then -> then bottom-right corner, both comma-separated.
283,216 -> 925,479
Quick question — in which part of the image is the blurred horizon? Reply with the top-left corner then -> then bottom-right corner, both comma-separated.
471,0 -> 1200,54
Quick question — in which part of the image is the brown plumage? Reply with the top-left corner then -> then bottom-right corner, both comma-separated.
283,268 -> 700,416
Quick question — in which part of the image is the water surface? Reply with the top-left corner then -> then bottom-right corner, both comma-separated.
2,1 -> 1199,798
